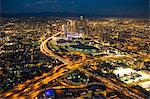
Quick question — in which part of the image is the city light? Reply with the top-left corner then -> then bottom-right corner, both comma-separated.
0,15 -> 149,99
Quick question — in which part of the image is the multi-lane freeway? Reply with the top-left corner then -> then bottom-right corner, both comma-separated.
0,32 -> 87,98
1,31 -> 149,98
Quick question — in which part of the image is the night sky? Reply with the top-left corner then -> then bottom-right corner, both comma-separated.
1,0 -> 149,17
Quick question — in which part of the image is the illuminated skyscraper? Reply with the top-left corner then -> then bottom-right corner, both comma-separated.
78,16 -> 88,37
62,24 -> 67,33
61,24 -> 67,39
67,20 -> 77,33
80,16 -> 84,20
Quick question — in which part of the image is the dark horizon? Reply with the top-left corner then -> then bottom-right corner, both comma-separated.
1,12 -> 149,19
1,0 -> 149,18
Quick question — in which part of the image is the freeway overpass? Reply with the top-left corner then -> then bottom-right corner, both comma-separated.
1,31 -> 149,98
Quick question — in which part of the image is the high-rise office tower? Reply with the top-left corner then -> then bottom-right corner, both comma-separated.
80,16 -> 84,20
67,20 -> 77,33
62,24 -> 68,38
79,16 -> 88,36
62,24 -> 67,33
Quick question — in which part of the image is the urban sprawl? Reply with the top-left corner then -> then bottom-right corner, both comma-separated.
0,16 -> 150,98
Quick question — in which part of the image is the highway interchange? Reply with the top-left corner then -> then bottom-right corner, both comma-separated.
1,31 -> 149,99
